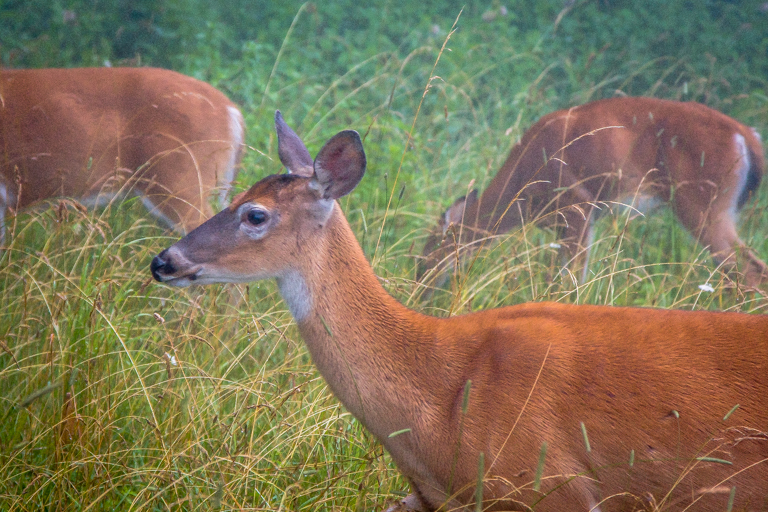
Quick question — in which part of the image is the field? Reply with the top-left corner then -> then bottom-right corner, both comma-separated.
2,1 -> 768,510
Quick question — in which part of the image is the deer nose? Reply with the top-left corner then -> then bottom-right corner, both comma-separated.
151,250 -> 176,281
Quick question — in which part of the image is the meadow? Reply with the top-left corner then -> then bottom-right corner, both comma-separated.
2,1 -> 768,510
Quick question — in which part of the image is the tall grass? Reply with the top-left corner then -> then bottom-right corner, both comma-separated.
2,3 -> 768,511
0,200 -> 406,510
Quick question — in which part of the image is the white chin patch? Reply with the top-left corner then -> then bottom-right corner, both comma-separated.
160,276 -> 195,288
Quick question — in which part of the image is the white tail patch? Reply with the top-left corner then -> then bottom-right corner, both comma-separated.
219,105 -> 245,207
0,180 -> 9,244
731,133 -> 750,219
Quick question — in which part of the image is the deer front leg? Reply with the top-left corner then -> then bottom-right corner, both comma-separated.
556,205 -> 595,284
740,248 -> 768,289
383,492 -> 431,512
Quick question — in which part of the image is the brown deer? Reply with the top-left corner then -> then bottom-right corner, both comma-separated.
151,111 -> 768,511
0,67 -> 245,242
418,97 -> 766,289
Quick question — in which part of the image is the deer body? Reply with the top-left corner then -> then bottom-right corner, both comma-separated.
420,97 -> 766,288
0,67 -> 244,238
151,112 -> 768,511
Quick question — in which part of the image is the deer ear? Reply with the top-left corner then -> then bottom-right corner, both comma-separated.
466,188 -> 479,207
313,130 -> 367,200
442,197 -> 466,231
442,189 -> 477,233
275,110 -> 314,177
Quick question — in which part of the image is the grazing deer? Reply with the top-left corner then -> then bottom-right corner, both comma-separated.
152,112 -> 768,511
419,97 -> 767,288
0,67 -> 245,242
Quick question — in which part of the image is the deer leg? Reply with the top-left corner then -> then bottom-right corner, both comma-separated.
139,186 -> 213,234
134,155 -> 216,234
741,249 -> 768,288
700,219 -> 768,288
383,492 -> 430,512
0,190 -> 6,247
557,206 -> 595,284
673,190 -> 768,288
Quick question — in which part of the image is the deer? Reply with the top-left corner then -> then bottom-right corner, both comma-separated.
0,67 -> 245,243
151,111 -> 768,511
418,97 -> 767,290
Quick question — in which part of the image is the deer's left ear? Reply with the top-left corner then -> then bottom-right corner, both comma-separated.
312,130 -> 367,200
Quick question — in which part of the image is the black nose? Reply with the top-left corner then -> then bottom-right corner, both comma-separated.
151,250 -> 175,281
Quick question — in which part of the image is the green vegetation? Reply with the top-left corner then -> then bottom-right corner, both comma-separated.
2,1 -> 768,510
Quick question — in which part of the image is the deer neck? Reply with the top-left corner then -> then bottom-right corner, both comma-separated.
465,187 -> 523,241
275,204 -> 438,436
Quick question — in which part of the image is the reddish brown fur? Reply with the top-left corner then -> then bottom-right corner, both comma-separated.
420,97 -> 767,288
152,114 -> 768,511
0,67 -> 244,236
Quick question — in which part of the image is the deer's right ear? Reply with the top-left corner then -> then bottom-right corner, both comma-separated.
444,197 -> 465,226
466,188 -> 479,207
442,188 -> 477,231
275,110 -> 314,177
313,130 -> 367,200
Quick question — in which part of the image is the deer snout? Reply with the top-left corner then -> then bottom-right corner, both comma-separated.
151,250 -> 176,282
150,246 -> 203,287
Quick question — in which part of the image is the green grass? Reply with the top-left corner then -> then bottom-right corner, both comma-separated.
2,2 -> 768,510
0,200 -> 402,511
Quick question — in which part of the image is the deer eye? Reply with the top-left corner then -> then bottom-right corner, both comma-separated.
246,208 -> 268,226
